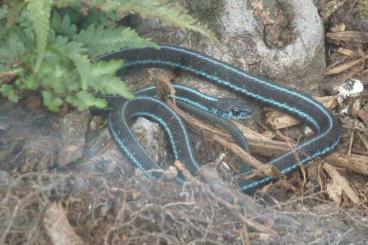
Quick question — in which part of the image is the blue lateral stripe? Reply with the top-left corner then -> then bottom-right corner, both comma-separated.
163,45 -> 333,127
171,84 -> 219,102
124,60 -> 321,131
104,45 -> 340,192
131,111 -> 179,160
109,112 -> 187,185
137,87 -> 249,119
132,96 -> 201,172
123,59 -> 340,191
240,135 -> 341,191
175,96 -> 250,120
175,96 -> 212,113
108,114 -> 146,172
137,85 -> 218,102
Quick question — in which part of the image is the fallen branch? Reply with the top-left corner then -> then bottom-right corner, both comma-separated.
325,57 -> 365,75
174,160 -> 278,237
213,134 -> 284,179
43,202 -> 84,245
234,123 -> 368,176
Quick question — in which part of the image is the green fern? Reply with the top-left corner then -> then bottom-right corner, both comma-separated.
27,0 -> 52,73
0,6 -> 8,20
6,0 -> 26,28
74,25 -> 157,56
0,84 -> 20,102
66,91 -> 107,110
0,0 -> 216,112
51,11 -> 77,38
95,0 -> 219,43
41,90 -> 63,112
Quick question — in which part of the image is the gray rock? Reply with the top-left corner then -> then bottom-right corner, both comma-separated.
82,117 -> 168,177
213,0 -> 325,89
131,117 -> 169,168
133,0 -> 325,92
82,128 -> 134,176
57,111 -> 90,167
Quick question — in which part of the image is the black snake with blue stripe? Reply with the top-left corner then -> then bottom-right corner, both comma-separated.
98,45 -> 341,193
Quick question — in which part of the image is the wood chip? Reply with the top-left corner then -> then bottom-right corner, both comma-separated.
356,132 -> 368,152
233,123 -> 368,176
265,96 -> 338,129
325,153 -> 368,176
322,1 -> 348,20
337,47 -> 355,57
325,57 -> 365,75
323,163 -> 361,204
43,202 -> 84,245
357,109 -> 368,126
330,23 -> 346,33
327,31 -> 368,44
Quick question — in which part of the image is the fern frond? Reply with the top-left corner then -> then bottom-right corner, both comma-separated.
47,35 -> 87,63
0,84 -> 20,102
6,0 -> 26,28
77,8 -> 119,29
74,25 -> 156,56
0,5 -> 9,20
70,53 -> 91,90
41,90 -> 63,112
96,0 -> 218,43
89,59 -> 134,99
51,12 -> 77,38
66,91 -> 107,110
53,0 -> 84,8
0,27 -> 34,64
27,0 -> 52,73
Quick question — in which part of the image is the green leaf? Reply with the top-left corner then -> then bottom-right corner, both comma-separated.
51,11 -> 77,38
0,28 -> 32,65
95,0 -> 219,44
27,0 -> 52,73
41,90 -> 63,112
99,76 -> 134,99
74,25 -> 156,56
6,1 -> 26,28
0,84 -> 20,102
69,53 -> 91,90
70,91 -> 107,110
90,59 -> 124,78
0,5 -> 8,20
20,77 -> 39,90
53,0 -> 84,8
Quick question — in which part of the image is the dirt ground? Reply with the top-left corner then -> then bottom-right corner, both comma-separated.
0,1 -> 367,244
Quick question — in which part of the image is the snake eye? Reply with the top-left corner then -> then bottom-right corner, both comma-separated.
231,108 -> 241,117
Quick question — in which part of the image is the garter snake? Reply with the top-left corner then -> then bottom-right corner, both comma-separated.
98,45 -> 341,193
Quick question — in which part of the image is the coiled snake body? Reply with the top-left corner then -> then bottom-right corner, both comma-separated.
98,45 -> 341,193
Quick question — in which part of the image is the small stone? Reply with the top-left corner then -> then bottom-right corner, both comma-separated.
0,170 -> 9,186
57,111 -> 90,167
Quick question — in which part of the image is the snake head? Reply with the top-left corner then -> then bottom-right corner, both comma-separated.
216,98 -> 253,120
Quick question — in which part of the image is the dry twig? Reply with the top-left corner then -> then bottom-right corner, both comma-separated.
174,160 -> 278,237
323,163 -> 361,204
